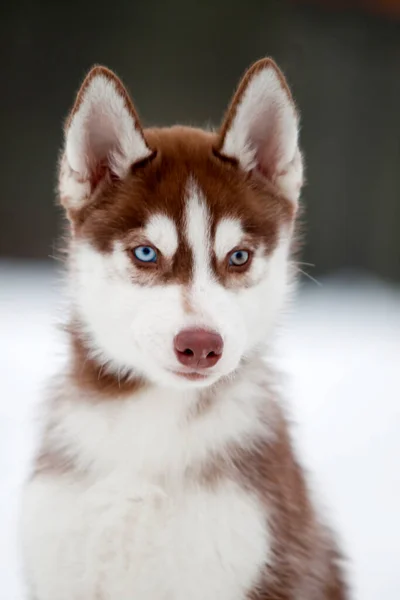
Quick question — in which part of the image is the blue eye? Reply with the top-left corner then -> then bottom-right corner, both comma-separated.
229,250 -> 250,267
133,246 -> 157,263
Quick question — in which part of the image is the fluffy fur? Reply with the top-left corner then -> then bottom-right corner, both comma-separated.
21,58 -> 348,599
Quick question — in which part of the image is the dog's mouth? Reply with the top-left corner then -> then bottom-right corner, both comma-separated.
170,369 -> 211,381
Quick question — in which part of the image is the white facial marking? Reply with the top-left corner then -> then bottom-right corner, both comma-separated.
214,218 -> 244,261
144,214 -> 178,257
184,179 -> 211,283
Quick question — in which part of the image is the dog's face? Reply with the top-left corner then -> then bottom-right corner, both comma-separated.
60,60 -> 303,389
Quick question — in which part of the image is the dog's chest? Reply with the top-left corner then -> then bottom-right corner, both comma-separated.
24,383 -> 273,599
24,474 -> 269,600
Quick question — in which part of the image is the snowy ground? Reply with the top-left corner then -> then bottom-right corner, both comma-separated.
1,261 -> 399,599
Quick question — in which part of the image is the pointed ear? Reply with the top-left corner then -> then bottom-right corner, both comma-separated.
217,58 -> 303,206
59,66 -> 152,211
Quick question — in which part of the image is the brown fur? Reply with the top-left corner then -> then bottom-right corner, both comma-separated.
238,428 -> 348,599
67,325 -> 145,398
199,409 -> 348,599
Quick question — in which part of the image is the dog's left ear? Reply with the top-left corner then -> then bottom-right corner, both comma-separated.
59,66 -> 152,215
217,58 -> 303,206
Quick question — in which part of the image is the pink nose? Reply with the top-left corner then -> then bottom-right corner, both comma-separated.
174,329 -> 223,369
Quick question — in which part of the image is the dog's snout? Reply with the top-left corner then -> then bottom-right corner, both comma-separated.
174,329 -> 223,368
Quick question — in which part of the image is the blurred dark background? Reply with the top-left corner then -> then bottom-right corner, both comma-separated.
1,0 -> 399,281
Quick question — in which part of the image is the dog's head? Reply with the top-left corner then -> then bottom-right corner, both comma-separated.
60,59 -> 303,389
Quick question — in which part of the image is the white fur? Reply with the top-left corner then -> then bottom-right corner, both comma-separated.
59,155 -> 91,207
214,218 -> 244,260
23,476 -> 268,600
144,214 -> 178,257
37,365 -> 274,479
62,71 -> 151,208
221,65 -> 303,205
185,180 -> 212,283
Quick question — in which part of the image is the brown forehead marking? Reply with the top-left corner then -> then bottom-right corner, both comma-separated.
70,126 -> 294,284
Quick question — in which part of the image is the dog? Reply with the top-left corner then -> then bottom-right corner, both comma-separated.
21,58 -> 348,599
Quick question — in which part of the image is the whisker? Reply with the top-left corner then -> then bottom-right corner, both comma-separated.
297,261 -> 316,268
297,267 -> 322,287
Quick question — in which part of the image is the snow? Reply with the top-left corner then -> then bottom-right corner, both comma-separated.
1,261 -> 399,599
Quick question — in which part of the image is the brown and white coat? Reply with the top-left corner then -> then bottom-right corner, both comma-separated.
21,59 -> 348,599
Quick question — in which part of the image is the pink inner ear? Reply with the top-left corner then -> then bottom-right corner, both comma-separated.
250,103 -> 290,181
84,110 -> 119,180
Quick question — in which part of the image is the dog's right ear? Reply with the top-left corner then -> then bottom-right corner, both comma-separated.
59,66 -> 152,215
